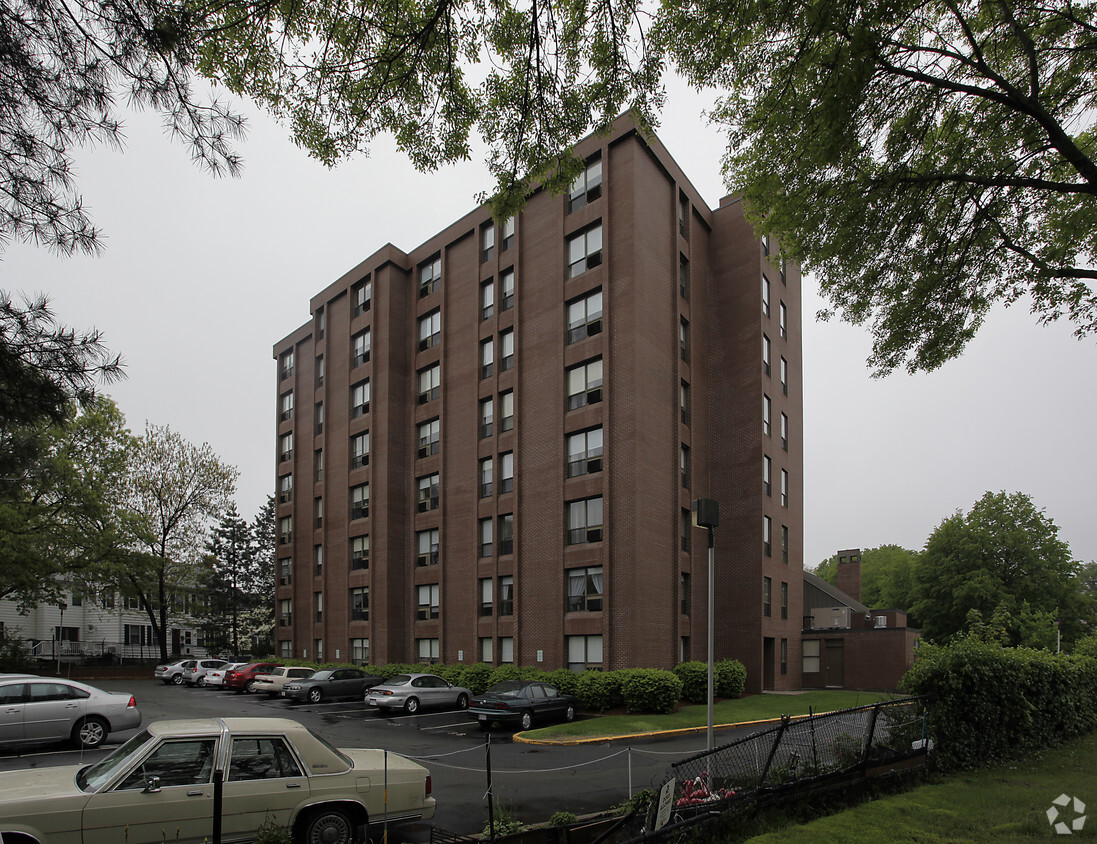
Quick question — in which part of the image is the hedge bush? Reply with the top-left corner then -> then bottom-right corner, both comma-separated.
576,670 -> 619,712
715,659 -> 747,698
621,668 -> 683,714
674,661 -> 709,704
899,637 -> 1097,770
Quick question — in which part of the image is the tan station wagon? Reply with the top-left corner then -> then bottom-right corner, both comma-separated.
0,716 -> 435,843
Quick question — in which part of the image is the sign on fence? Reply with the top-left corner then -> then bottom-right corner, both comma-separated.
654,778 -> 676,831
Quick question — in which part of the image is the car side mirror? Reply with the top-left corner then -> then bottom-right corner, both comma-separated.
142,775 -> 162,793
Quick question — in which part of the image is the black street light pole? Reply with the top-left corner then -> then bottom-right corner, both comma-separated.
692,499 -> 719,752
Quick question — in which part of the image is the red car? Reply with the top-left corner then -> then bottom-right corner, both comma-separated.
223,662 -> 282,693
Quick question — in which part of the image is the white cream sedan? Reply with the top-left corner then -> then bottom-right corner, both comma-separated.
0,717 -> 436,844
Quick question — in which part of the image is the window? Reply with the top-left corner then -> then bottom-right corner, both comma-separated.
351,638 -> 369,664
500,268 -> 515,310
567,224 -> 603,277
314,402 -> 324,435
567,289 -> 602,343
762,274 -> 771,316
780,357 -> 788,395
350,431 -> 370,469
680,255 -> 689,299
566,496 -> 603,544
781,581 -> 789,619
280,391 -> 294,421
278,558 -> 292,586
352,279 -> 371,316
279,516 -> 292,545
316,355 -> 324,387
499,390 -> 514,432
501,217 -> 515,251
781,469 -> 789,507
782,524 -> 789,564
480,337 -> 494,378
419,255 -> 441,297
351,483 -> 370,520
499,513 -> 514,555
416,529 -> 439,566
313,639 -> 323,661
416,584 -> 440,620
479,457 -> 493,497
279,598 -> 292,627
566,358 -> 603,410
351,535 -> 369,570
566,427 -> 603,477
781,257 -> 788,284
479,518 -> 493,557
499,329 -> 514,371
316,307 -> 325,340
278,474 -> 293,503
350,587 -> 369,621
313,543 -> 323,575
313,448 -> 323,482
763,576 -> 772,617
567,635 -> 603,671
680,317 -> 689,361
764,515 -> 772,557
351,379 -> 370,418
781,412 -> 788,451
480,637 -> 494,663
479,578 -> 493,616
780,301 -> 787,338
499,576 -> 514,616
313,498 -> 323,529
417,638 -> 440,664
679,194 -> 689,237
499,637 -> 515,664
681,444 -> 690,488
566,566 -> 603,612
803,640 -> 821,673
764,455 -> 772,496
280,349 -> 295,380
417,473 -> 439,512
781,638 -> 788,675
480,397 -> 494,438
418,309 -> 441,350
352,329 -> 371,367
681,508 -> 691,552
499,451 -> 514,493
417,418 -> 440,458
681,381 -> 690,425
279,432 -> 293,463
763,394 -> 771,436
481,224 -> 495,262
313,591 -> 323,623
481,280 -> 494,319
763,335 -> 771,376
418,364 -> 441,404
681,572 -> 691,615
567,157 -> 603,212
762,232 -> 770,257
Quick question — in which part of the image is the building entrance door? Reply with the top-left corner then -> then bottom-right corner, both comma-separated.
825,639 -> 845,687
762,638 -> 775,690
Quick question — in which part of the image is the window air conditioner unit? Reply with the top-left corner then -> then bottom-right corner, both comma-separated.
874,615 -> 888,628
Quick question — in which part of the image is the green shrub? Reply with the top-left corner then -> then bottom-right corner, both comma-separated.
0,635 -> 34,673
459,662 -> 494,694
621,668 -> 683,714
549,811 -> 577,827
715,659 -> 747,698
546,668 -> 580,697
252,819 -> 292,844
488,664 -> 523,687
674,661 -> 710,704
576,670 -> 618,712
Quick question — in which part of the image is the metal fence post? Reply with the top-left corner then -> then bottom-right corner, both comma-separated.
759,714 -> 790,787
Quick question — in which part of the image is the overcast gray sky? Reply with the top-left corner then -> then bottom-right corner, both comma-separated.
3,84 -> 1095,570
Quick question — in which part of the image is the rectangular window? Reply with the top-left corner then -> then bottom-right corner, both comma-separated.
681,508 -> 691,552
278,473 -> 293,503
780,301 -> 787,338
782,524 -> 789,564
350,638 -> 369,664
781,469 -> 789,507
416,528 -> 439,566
566,289 -> 602,344
566,496 -> 603,545
417,473 -> 440,512
566,566 -> 603,612
279,432 -> 293,463
352,329 -> 371,367
479,517 -> 493,557
566,427 -> 603,477
679,255 -> 689,299
280,390 -> 294,421
417,418 -> 440,458
416,584 -> 440,620
781,412 -> 789,451
314,448 -> 323,482
313,591 -> 323,623
314,402 -> 324,435
419,255 -> 441,297
499,451 -> 514,493
481,224 -> 495,262
499,576 -> 514,616
313,498 -> 323,529
480,337 -> 494,379
680,317 -> 689,361
781,638 -> 788,675
763,394 -> 771,436
681,380 -> 690,425
763,576 -> 772,617
764,515 -> 772,557
681,444 -> 690,488
764,455 -> 772,496
481,280 -> 494,319
279,598 -> 292,627
499,329 -> 514,371
351,483 -> 369,520
418,364 -> 441,404
479,578 -> 493,617
278,558 -> 292,587
418,309 -> 441,350
351,535 -> 369,570
351,380 -> 370,418
417,638 -> 440,664
679,193 -> 689,238
780,356 -> 788,395
567,224 -> 603,278
501,217 -> 515,251
566,358 -> 603,410
479,457 -> 493,498
803,640 -> 821,673
499,513 -> 514,555
280,349 -> 295,380
279,516 -> 292,545
567,157 -> 603,213
499,390 -> 514,432
499,637 -> 515,664
680,572 -> 691,616
763,274 -> 771,316
781,581 -> 789,619
350,431 -> 370,469
500,268 -> 515,310
316,355 -> 324,387
763,334 -> 771,376
480,397 -> 494,438
349,587 -> 369,622
480,637 -> 494,663
352,279 -> 372,316
567,634 -> 603,671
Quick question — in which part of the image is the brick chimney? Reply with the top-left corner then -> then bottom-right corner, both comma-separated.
836,549 -> 862,602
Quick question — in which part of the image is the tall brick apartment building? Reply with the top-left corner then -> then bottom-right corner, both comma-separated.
273,114 -> 804,693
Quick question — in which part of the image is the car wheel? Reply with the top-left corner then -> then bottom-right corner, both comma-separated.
404,697 -> 420,714
308,687 -> 323,704
302,807 -> 356,844
456,693 -> 470,710
519,710 -> 533,731
197,676 -> 207,687
73,716 -> 108,749
244,679 -> 257,693
564,704 -> 576,723
171,673 -> 184,685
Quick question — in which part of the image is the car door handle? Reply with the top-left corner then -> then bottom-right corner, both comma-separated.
187,790 -> 205,797
286,783 -> 301,789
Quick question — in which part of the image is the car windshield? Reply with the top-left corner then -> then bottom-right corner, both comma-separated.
386,675 -> 413,686
77,729 -> 152,792
310,670 -> 335,681
484,681 -> 526,698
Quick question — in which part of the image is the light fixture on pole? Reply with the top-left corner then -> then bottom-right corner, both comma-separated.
692,498 -> 719,752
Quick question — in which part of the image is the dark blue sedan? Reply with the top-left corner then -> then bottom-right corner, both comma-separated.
468,681 -> 578,731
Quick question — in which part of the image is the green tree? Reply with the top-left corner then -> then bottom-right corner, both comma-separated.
912,491 -> 1088,644
124,422 -> 239,660
200,504 -> 253,657
245,493 -> 276,655
811,545 -> 920,618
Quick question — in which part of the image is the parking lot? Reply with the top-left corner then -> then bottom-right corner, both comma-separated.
0,674 -> 707,840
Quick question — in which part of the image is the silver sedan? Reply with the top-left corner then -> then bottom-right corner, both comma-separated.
365,673 -> 471,714
0,676 -> 141,749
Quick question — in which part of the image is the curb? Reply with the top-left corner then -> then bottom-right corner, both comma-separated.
515,713 -> 814,746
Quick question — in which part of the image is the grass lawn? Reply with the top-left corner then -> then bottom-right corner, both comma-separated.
741,730 -> 1097,842
524,689 -> 897,740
